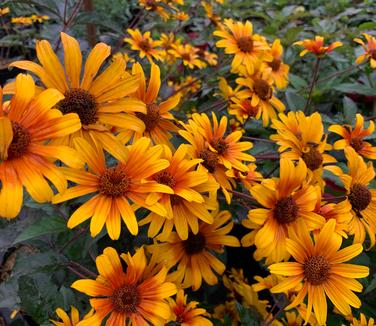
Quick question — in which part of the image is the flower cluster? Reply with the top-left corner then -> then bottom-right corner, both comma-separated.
1,2 -> 376,325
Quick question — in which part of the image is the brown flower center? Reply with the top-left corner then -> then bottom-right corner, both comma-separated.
268,58 -> 282,71
7,122 -> 30,160
350,137 -> 364,153
237,36 -> 254,53
139,39 -> 152,52
253,79 -> 272,101
348,183 -> 371,212
199,149 -> 219,173
99,166 -> 131,197
370,49 -> 376,60
57,88 -> 97,125
154,171 -> 176,188
183,232 -> 206,255
111,284 -> 140,313
136,103 -> 161,132
304,256 -> 330,285
210,139 -> 228,155
171,194 -> 183,206
274,196 -> 299,224
301,147 -> 323,171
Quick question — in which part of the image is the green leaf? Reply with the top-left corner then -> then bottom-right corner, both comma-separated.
13,216 -> 67,244
343,96 -> 357,123
358,22 -> 376,31
285,91 -> 306,111
366,273 -> 376,294
333,83 -> 376,96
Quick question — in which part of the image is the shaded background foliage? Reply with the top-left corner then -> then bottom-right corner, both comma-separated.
1,0 -> 376,325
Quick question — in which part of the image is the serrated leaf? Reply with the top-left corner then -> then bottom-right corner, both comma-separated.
333,83 -> 376,96
13,216 -> 67,244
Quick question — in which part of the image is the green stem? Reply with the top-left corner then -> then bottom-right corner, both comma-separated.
304,57 -> 321,114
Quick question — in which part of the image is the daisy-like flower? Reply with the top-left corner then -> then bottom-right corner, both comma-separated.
139,0 -> 170,21
354,33 -> 376,68
241,159 -> 325,263
149,210 -> 240,290
0,74 -> 82,219
9,33 -> 145,146
139,144 -> 219,240
71,247 -> 177,326
329,113 -> 376,159
228,97 -> 260,123
169,44 -> 207,69
294,35 -> 343,57
117,63 -> 180,148
217,77 -> 249,104
227,162 -> 262,191
271,111 -> 336,180
204,51 -> 218,66
50,306 -> 93,326
167,289 -> 213,325
159,32 -> 181,64
269,219 -> 369,325
183,112 -> 255,172
201,1 -> 221,27
52,136 -> 173,240
0,7 -> 10,15
264,39 -> 289,89
350,313 -> 375,326
124,29 -> 163,62
326,147 -> 376,248
236,62 -> 285,126
214,18 -> 272,71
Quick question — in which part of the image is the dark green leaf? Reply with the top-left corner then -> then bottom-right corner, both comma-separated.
333,83 -> 376,96
13,216 -> 67,244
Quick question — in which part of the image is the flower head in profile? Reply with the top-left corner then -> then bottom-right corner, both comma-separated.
214,19 -> 272,71
264,39 -> 289,89
52,136 -> 172,240
139,144 -> 218,240
0,74 -> 82,219
125,29 -> 163,62
149,210 -> 240,290
350,313 -> 375,326
169,44 -> 207,69
354,33 -> 376,68
50,306 -> 93,326
269,219 -> 369,325
9,33 -> 145,146
117,63 -> 180,149
329,113 -> 376,159
139,0 -> 170,21
167,289 -> 213,325
71,247 -> 177,326
241,159 -> 325,263
294,35 -> 342,57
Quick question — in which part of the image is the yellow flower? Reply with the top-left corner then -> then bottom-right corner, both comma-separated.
11,17 -> 33,25
329,113 -> 376,159
117,63 -> 180,149
269,219 -> 369,325
354,33 -> 376,68
236,61 -> 285,126
326,147 -> 376,248
138,0 -> 170,21
30,14 -> 49,22
201,1 -> 221,26
173,11 -> 189,21
50,306 -> 93,326
264,39 -> 289,89
294,35 -> 342,57
124,29 -> 164,62
0,74 -> 82,219
214,18 -> 272,70
139,144 -> 219,240
241,159 -> 325,263
71,247 -> 177,326
350,313 -> 375,326
169,76 -> 201,97
167,289 -> 212,325
149,210 -> 240,290
9,33 -> 145,146
204,51 -> 218,66
52,137 -> 173,240
0,7 -> 10,15
271,111 -> 336,179
169,44 -> 207,69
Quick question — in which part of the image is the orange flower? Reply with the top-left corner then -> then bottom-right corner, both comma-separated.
264,39 -> 289,89
354,33 -> 376,68
294,36 -> 342,57
329,114 -> 376,159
